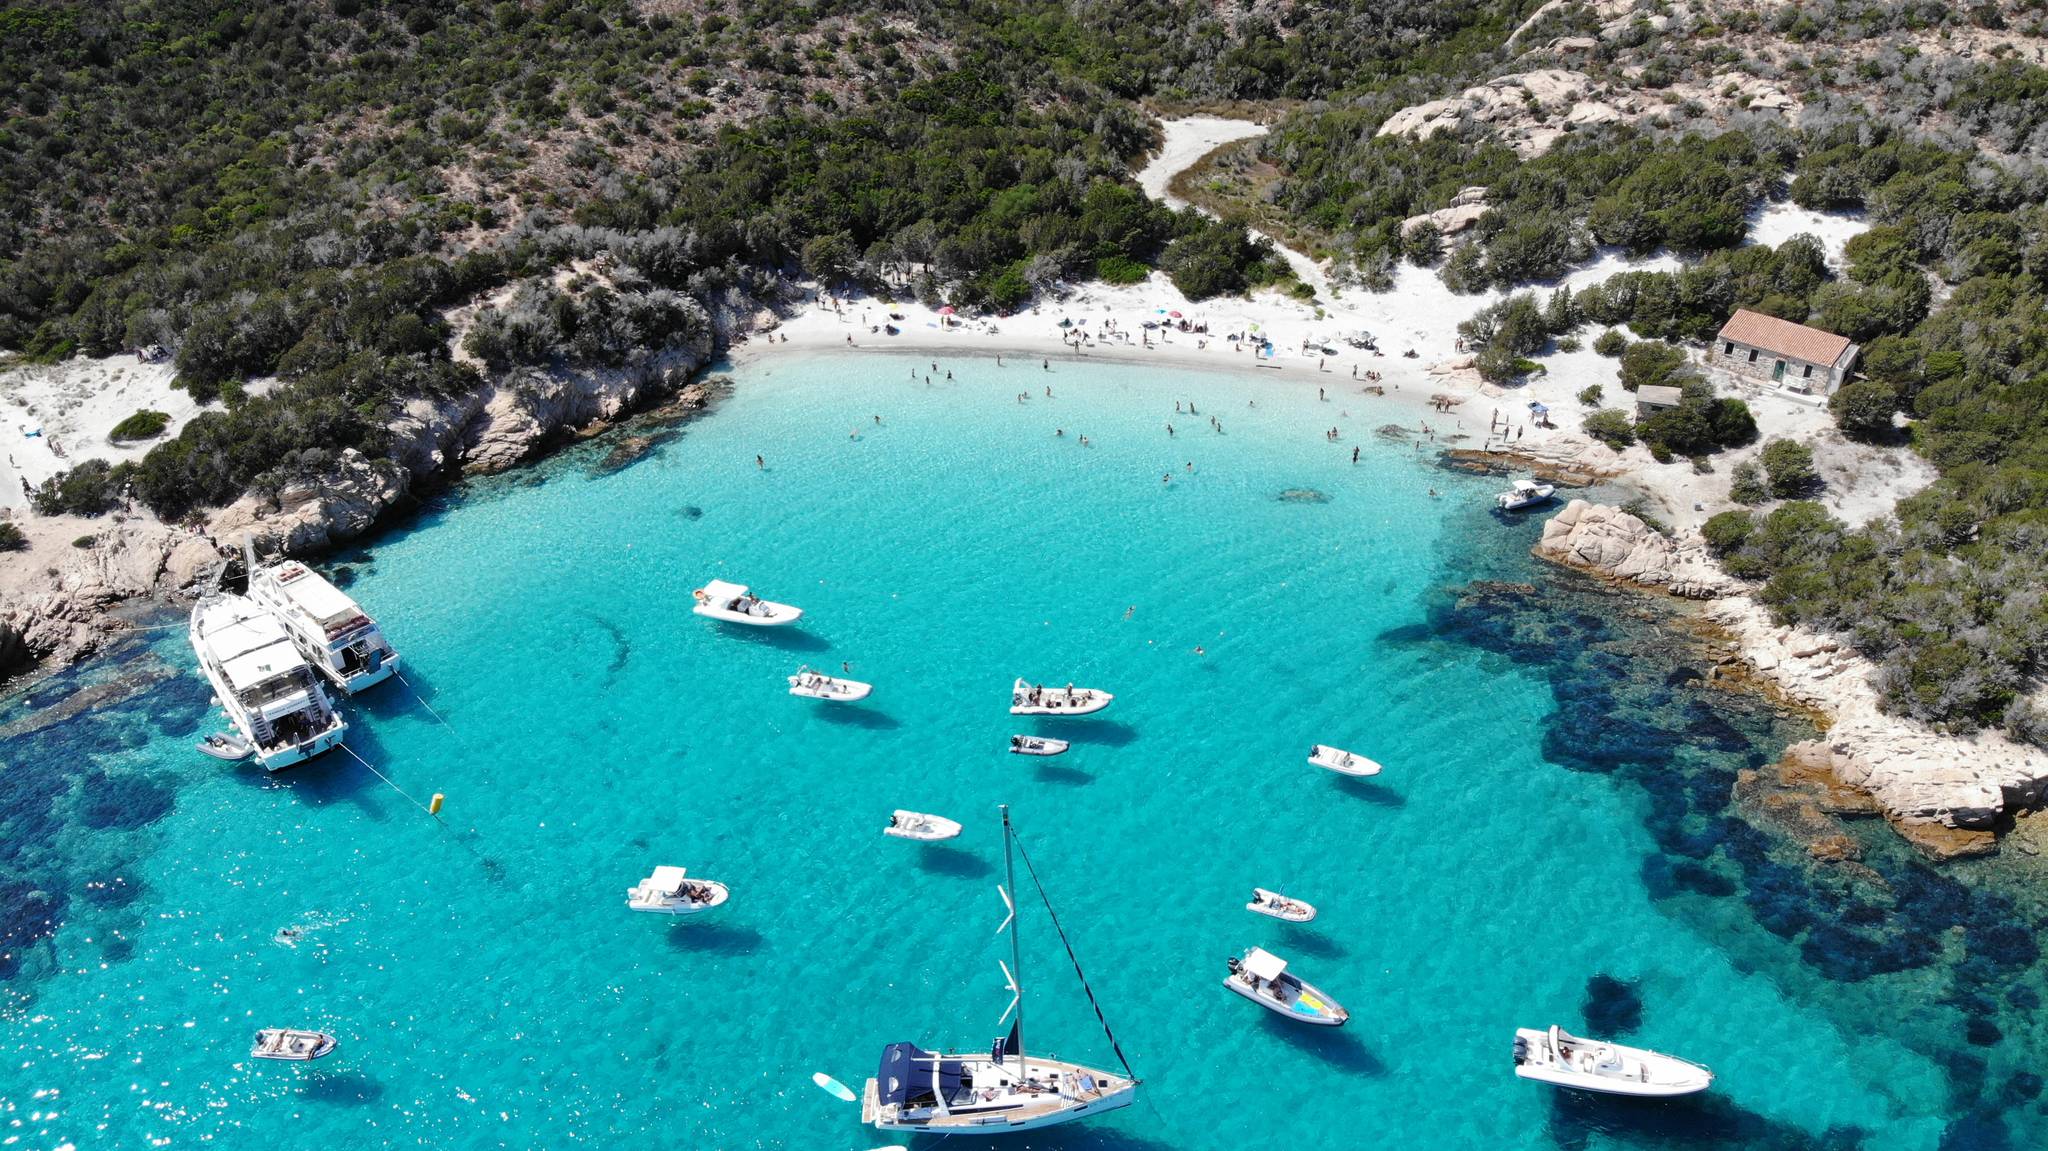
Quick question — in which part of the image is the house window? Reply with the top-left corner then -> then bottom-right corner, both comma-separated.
1747,349 -> 1758,363
1802,364 -> 1813,378
1723,341 -> 1734,355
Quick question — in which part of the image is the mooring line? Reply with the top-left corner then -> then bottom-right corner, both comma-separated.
340,743 -> 440,821
394,670 -> 457,735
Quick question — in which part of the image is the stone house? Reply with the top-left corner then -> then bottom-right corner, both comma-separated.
1710,309 -> 1859,394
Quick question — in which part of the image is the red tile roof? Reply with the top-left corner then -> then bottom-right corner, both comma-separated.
1716,309 -> 1853,366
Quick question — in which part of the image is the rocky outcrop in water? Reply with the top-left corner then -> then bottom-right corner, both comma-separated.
0,520 -> 225,669
1533,500 -> 1733,599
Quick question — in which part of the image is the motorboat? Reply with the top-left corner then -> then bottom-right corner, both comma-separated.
692,579 -> 803,626
1309,744 -> 1381,777
246,545 -> 399,694
1223,948 -> 1348,1026
884,811 -> 962,841
789,666 -> 873,701
1010,679 -> 1112,716
625,866 -> 730,914
1496,479 -> 1557,511
1513,1026 -> 1713,1097
190,589 -> 348,771
863,806 -> 1139,1135
1247,888 -> 1316,923
196,732 -> 254,762
250,1029 -> 337,1061
1009,735 -> 1070,757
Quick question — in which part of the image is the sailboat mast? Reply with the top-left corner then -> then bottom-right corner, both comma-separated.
1002,803 -> 1028,1083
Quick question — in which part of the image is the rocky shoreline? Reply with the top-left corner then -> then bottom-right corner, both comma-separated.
1535,498 -> 2048,860
0,334 -> 733,682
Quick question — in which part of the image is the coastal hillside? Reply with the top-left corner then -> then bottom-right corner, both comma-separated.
4,0 -> 2048,753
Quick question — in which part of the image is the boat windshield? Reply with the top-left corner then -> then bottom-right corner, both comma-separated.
239,673 -> 308,710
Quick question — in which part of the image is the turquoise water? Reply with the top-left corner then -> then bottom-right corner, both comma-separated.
0,351 -> 2027,1149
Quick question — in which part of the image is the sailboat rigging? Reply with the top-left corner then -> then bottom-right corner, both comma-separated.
861,805 -> 1139,1135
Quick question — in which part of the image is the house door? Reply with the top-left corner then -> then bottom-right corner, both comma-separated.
1772,360 -> 1786,381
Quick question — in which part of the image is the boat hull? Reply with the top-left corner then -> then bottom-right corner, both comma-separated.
1010,680 -> 1112,716
251,721 -> 348,772
863,1059 -> 1137,1135
1513,1027 -> 1713,1097
789,676 -> 872,701
626,880 -> 730,914
1247,889 -> 1316,923
251,1029 -> 337,1061
1309,745 -> 1381,777
1009,737 -> 1070,757
1513,1065 -> 1712,1097
331,653 -> 400,695
1224,974 -> 1347,1026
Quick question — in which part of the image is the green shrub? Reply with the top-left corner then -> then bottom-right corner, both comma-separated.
1592,329 -> 1629,356
1701,509 -> 1756,555
1583,408 -> 1635,450
1093,255 -> 1150,284
30,458 -> 123,517
72,535 -> 96,548
1577,384 -> 1603,406
0,522 -> 25,552
1829,380 -> 1898,441
109,409 -> 170,441
1760,438 -> 1819,497
1729,460 -> 1770,505
1618,340 -> 1695,392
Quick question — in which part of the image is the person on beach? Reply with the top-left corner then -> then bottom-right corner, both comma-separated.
1167,424 -> 1175,436
1176,401 -> 1182,413
1319,387 -> 1326,401
946,370 -> 953,380
874,415 -> 881,424
1045,386 -> 1052,397
756,455 -> 764,468
1042,360 -> 1048,370
1163,473 -> 1171,484
997,354 -> 1003,366
1056,428 -> 1064,436
1352,446 -> 1359,463
846,334 -> 853,345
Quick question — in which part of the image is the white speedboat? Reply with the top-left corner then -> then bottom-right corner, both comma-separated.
190,590 -> 348,771
246,548 -> 399,694
1495,479 -> 1556,511
1513,1026 -> 1713,1097
1010,679 -> 1112,716
884,811 -> 962,841
625,866 -> 730,914
863,806 -> 1139,1136
1223,948 -> 1348,1026
692,579 -> 802,626
789,666 -> 873,701
196,732 -> 254,762
250,1029 -> 337,1061
1009,735 -> 1070,757
1309,744 -> 1381,777
1247,888 -> 1317,923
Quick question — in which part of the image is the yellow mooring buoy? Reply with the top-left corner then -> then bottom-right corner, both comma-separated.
429,793 -> 445,816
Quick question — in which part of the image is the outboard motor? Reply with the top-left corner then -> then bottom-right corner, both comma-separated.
1226,955 -> 1243,977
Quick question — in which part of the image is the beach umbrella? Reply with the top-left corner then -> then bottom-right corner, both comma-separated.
1169,310 -> 1183,318
938,305 -> 955,315
1058,318 -> 1072,328
1529,402 -> 1550,413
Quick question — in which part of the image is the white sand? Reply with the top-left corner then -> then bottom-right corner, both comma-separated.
1744,201 -> 1868,270
0,354 -> 208,512
1134,116 -> 1270,209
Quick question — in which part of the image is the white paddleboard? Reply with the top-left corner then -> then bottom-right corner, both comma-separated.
813,1072 -> 857,1102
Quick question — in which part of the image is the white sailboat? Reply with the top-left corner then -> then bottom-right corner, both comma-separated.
1513,1026 -> 1713,1097
692,579 -> 802,626
190,588 -> 348,771
884,811 -> 962,841
1308,744 -> 1381,777
1009,679 -> 1112,716
863,805 -> 1139,1136
1246,888 -> 1316,923
789,666 -> 873,701
1223,947 -> 1348,1026
245,544 -> 399,695
625,866 -> 730,914
1495,479 -> 1556,511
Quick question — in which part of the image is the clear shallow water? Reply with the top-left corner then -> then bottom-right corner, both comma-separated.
0,350 -> 2028,1150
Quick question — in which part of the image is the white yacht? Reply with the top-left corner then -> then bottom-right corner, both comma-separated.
190,591 -> 347,771
863,806 -> 1139,1136
1008,735 -> 1069,757
250,1028 -> 337,1061
1495,479 -> 1556,511
1247,888 -> 1316,923
626,866 -> 729,914
1309,744 -> 1381,777
1223,947 -> 1348,1026
1513,1026 -> 1714,1097
1009,679 -> 1112,716
884,811 -> 962,841
692,579 -> 802,626
789,666 -> 873,701
247,553 -> 399,694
